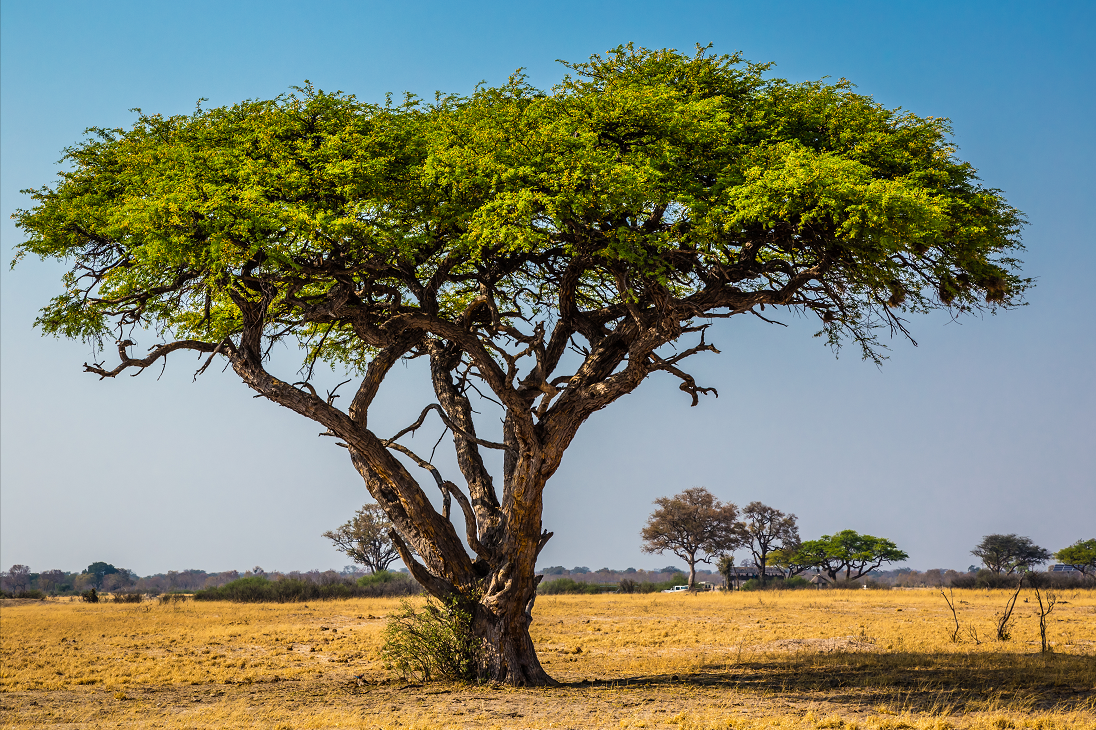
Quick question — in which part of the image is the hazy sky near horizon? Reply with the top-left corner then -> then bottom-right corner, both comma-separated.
2,1 -> 1093,578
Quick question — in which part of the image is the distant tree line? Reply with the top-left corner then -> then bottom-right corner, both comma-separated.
0,562 -> 411,598
633,487 -> 1093,591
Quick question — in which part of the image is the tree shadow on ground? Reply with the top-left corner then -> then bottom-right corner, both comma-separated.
576,651 -> 1096,714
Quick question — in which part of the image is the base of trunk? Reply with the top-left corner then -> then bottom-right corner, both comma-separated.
476,607 -> 557,686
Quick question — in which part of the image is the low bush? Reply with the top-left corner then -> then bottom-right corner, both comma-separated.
948,570 -> 1088,590
193,573 -> 419,602
81,588 -> 99,603
740,577 -> 811,591
111,591 -> 143,603
0,590 -> 46,600
615,574 -> 690,594
538,577 -> 603,595
380,598 -> 483,681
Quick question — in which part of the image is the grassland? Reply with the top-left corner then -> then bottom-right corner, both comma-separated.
2,588 -> 1094,729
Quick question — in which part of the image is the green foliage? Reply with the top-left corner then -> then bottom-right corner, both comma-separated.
193,574 -> 419,602
537,577 -> 603,595
1054,539 -> 1096,575
739,576 -> 810,591
380,598 -> 483,682
793,529 -> 908,580
83,562 -> 118,589
14,45 -> 1027,370
356,569 -> 400,587
81,588 -> 99,603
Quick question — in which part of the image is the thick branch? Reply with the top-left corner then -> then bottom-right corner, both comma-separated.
85,339 -> 224,379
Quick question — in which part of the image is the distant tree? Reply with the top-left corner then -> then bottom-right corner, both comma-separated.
83,562 -> 119,589
1054,539 -> 1096,576
73,573 -> 96,592
972,534 -> 1051,574
641,487 -> 742,589
323,503 -> 400,573
101,569 -> 137,592
794,530 -> 908,582
540,566 -> 567,576
716,554 -> 737,590
571,567 -> 591,574
37,569 -> 66,594
6,565 -> 31,593
738,502 -> 799,584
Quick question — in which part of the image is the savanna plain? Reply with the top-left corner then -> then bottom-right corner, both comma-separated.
2,589 -> 1094,730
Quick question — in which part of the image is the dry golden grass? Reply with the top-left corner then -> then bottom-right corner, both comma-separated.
2,588 -> 1094,729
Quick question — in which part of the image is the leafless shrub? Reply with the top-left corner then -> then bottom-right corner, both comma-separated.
995,575 -> 1024,641
1034,587 -> 1059,653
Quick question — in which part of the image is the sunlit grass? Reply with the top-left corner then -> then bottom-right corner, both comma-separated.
2,588 -> 1093,728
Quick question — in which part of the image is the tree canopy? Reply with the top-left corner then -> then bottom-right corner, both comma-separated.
794,529 -> 908,582
738,501 -> 799,584
640,487 -> 741,588
323,504 -> 400,573
971,534 -> 1051,574
13,44 -> 1026,685
1054,539 -> 1096,576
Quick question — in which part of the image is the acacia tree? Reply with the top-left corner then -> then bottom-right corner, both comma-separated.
323,503 -> 401,573
13,45 -> 1026,685
972,534 -> 1051,574
641,487 -> 741,589
1055,539 -> 1096,577
738,502 -> 799,584
795,530 -> 908,582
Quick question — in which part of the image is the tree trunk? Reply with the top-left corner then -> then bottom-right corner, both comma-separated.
687,555 -> 696,589
474,596 -> 556,686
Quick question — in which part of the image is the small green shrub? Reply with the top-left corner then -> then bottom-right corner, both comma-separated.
739,576 -> 810,591
380,599 -> 483,682
81,588 -> 99,603
541,578 -> 604,596
538,577 -> 601,595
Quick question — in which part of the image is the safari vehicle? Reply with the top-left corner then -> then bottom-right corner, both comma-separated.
661,582 -> 715,593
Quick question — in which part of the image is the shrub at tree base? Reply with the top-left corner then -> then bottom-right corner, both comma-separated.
193,574 -> 419,602
381,599 -> 483,682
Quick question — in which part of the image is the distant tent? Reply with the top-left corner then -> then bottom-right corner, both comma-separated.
809,574 -> 829,588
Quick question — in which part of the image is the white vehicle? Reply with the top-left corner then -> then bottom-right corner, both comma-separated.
661,584 -> 690,593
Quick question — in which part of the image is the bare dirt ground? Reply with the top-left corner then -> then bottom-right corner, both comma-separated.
3,590 -> 1094,729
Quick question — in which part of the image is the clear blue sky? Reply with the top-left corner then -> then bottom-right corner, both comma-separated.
2,1 -> 1093,576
